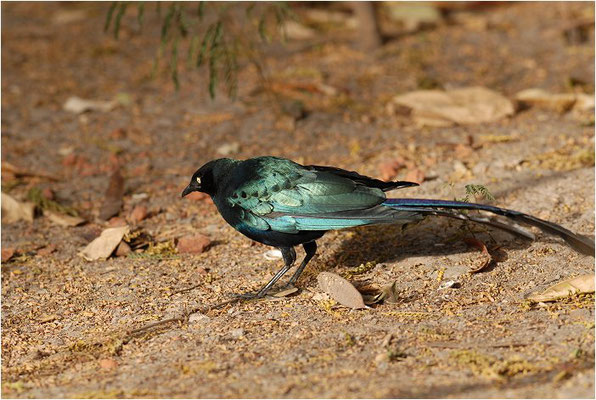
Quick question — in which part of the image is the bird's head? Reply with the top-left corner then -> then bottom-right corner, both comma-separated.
181,158 -> 236,198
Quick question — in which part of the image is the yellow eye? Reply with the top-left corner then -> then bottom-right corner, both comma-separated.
196,176 -> 201,185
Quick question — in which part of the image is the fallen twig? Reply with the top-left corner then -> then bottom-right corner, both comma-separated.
126,298 -> 243,339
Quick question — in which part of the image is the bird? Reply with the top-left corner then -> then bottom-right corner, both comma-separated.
182,156 -> 594,298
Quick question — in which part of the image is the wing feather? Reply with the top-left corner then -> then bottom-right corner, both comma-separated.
226,157 -> 393,232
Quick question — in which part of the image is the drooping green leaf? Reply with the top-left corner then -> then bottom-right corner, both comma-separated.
197,24 -> 215,67
161,3 -> 176,42
113,3 -> 128,39
137,2 -> 145,28
198,1 -> 205,19
171,37 -> 180,90
104,2 -> 118,33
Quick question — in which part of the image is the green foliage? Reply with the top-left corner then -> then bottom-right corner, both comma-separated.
26,187 -> 79,216
459,184 -> 495,203
104,2 -> 294,98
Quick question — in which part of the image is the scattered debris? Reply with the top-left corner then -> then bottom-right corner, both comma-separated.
129,204 -> 148,224
108,217 -> 127,227
123,229 -> 154,252
317,272 -> 366,309
362,281 -> 401,305
27,187 -> 80,217
80,226 -> 129,261
404,168 -> 425,184
264,249 -> 283,260
379,158 -> 405,181
114,241 -> 132,257
463,237 -> 493,273
188,312 -> 210,323
63,96 -> 116,114
98,358 -> 118,370
216,142 -> 240,156
439,280 -> 461,290
2,162 -> 60,181
99,168 -> 125,221
2,192 -> 35,223
2,248 -> 16,262
176,234 -> 211,254
280,20 -> 316,40
52,9 -> 87,25
393,87 -> 515,127
527,274 -> 595,303
273,287 -> 299,297
515,88 -> 594,113
184,191 -> 209,201
38,314 -> 59,323
384,2 -> 442,32
230,328 -> 245,339
37,244 -> 57,256
44,209 -> 85,227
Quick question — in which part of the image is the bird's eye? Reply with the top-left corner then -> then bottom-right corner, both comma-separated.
196,176 -> 202,185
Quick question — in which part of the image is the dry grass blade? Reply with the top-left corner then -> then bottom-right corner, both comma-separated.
527,274 -> 595,302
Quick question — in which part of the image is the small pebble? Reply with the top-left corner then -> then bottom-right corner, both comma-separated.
115,241 -> 131,257
108,217 -> 127,227
230,328 -> 244,338
2,248 -> 16,262
188,312 -> 210,323
438,280 -> 461,290
98,358 -> 118,370
129,204 -> 148,223
177,234 -> 211,254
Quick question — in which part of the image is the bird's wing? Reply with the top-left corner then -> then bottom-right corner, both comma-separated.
227,157 -> 394,232
307,164 -> 418,192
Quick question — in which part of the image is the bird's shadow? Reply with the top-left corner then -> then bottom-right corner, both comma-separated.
325,216 -> 562,270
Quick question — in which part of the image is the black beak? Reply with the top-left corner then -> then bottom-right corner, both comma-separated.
181,184 -> 195,198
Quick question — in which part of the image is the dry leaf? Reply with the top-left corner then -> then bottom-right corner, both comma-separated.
393,87 -> 514,127
80,226 -> 129,261
515,88 -> 593,113
317,272 -> 366,309
1,192 -> 35,223
527,274 -> 595,302
63,96 -> 116,114
44,209 -> 85,227
99,168 -> 125,220
362,281 -> 401,305
463,237 -> 493,273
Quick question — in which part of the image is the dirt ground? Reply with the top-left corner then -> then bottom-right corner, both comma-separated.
2,2 -> 595,398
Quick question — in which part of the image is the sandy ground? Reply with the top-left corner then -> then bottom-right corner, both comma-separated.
2,2 -> 595,398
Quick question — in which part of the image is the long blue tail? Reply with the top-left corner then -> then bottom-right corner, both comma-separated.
383,198 -> 595,256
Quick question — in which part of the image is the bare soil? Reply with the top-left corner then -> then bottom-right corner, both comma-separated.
2,2 -> 595,398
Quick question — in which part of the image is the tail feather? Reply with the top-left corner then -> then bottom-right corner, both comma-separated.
383,198 -> 595,256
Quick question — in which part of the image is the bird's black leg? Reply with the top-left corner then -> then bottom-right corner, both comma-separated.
254,247 -> 296,297
228,246 -> 297,299
286,241 -> 317,287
